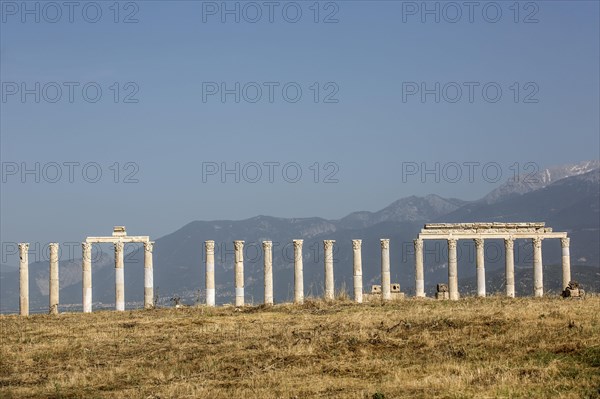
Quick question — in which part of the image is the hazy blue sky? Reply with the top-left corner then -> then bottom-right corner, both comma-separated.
1,0 -> 599,248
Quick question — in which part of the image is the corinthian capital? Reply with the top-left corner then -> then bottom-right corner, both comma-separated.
560,237 -> 570,248
380,239 -> 390,250
448,238 -> 457,250
293,239 -> 303,249
262,241 -> 272,251
234,240 -> 244,251
324,240 -> 335,251
413,239 -> 423,251
352,239 -> 362,250
205,240 -> 215,252
144,241 -> 154,253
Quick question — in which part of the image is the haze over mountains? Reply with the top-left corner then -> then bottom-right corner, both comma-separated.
1,161 -> 599,313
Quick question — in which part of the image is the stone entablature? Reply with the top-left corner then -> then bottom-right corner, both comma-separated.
418,222 -> 564,239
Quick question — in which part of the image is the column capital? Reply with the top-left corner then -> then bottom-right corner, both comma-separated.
49,243 -> 59,250
560,237 -> 570,247
82,242 -> 92,252
352,239 -> 362,250
205,240 -> 215,252
262,240 -> 273,250
504,238 -> 514,250
414,239 -> 423,251
234,240 -> 244,251
323,240 -> 335,250
380,239 -> 390,249
532,236 -> 543,248
448,238 -> 457,249
474,238 -> 484,247
18,243 -> 29,252
144,241 -> 154,253
293,239 -> 303,249
114,241 -> 124,253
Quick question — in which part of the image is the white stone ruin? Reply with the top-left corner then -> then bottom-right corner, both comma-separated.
15,222 -> 574,315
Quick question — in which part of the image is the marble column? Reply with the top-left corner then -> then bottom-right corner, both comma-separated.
293,239 -> 304,304
474,238 -> 485,297
561,237 -> 571,290
49,243 -> 59,314
380,239 -> 391,301
263,241 -> 273,305
82,242 -> 92,313
504,238 -> 515,298
205,240 -> 215,306
414,239 -> 425,297
324,240 -> 335,301
144,241 -> 154,309
448,238 -> 459,300
533,237 -> 543,297
115,242 -> 125,311
19,243 -> 29,316
234,240 -> 244,307
352,239 -> 363,303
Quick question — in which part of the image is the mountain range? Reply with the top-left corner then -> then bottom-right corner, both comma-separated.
1,161 -> 599,313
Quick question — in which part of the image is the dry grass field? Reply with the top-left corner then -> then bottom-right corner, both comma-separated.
1,296 -> 599,399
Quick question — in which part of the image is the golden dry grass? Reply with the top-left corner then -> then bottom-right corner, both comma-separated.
1,296 -> 599,399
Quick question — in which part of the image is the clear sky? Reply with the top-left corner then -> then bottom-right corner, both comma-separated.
1,0 -> 599,248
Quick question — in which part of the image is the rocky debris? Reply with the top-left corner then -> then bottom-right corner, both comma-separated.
562,281 -> 585,299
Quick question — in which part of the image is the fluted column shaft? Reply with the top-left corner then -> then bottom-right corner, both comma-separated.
504,238 -> 515,298
144,241 -> 154,309
561,237 -> 571,290
448,238 -> 459,300
293,240 -> 304,304
533,237 -> 543,297
352,240 -> 363,303
82,242 -> 92,313
205,241 -> 215,306
263,241 -> 273,305
474,238 -> 485,297
49,243 -> 59,314
414,239 -> 425,297
234,240 -> 244,306
324,240 -> 335,300
380,239 -> 391,301
115,242 -> 125,311
19,243 -> 29,316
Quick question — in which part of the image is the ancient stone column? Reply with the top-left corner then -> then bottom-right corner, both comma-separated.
324,240 -> 335,301
49,243 -> 59,314
414,239 -> 425,297
293,239 -> 304,304
143,241 -> 154,309
448,238 -> 459,300
474,238 -> 486,297
234,240 -> 244,307
504,238 -> 515,298
532,237 -> 543,297
19,243 -> 29,316
561,237 -> 571,291
114,242 -> 125,311
82,242 -> 92,313
205,240 -> 216,307
352,239 -> 363,303
380,239 -> 391,301
263,241 -> 273,305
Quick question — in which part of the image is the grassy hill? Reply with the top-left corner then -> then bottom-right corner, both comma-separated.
1,297 -> 599,398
